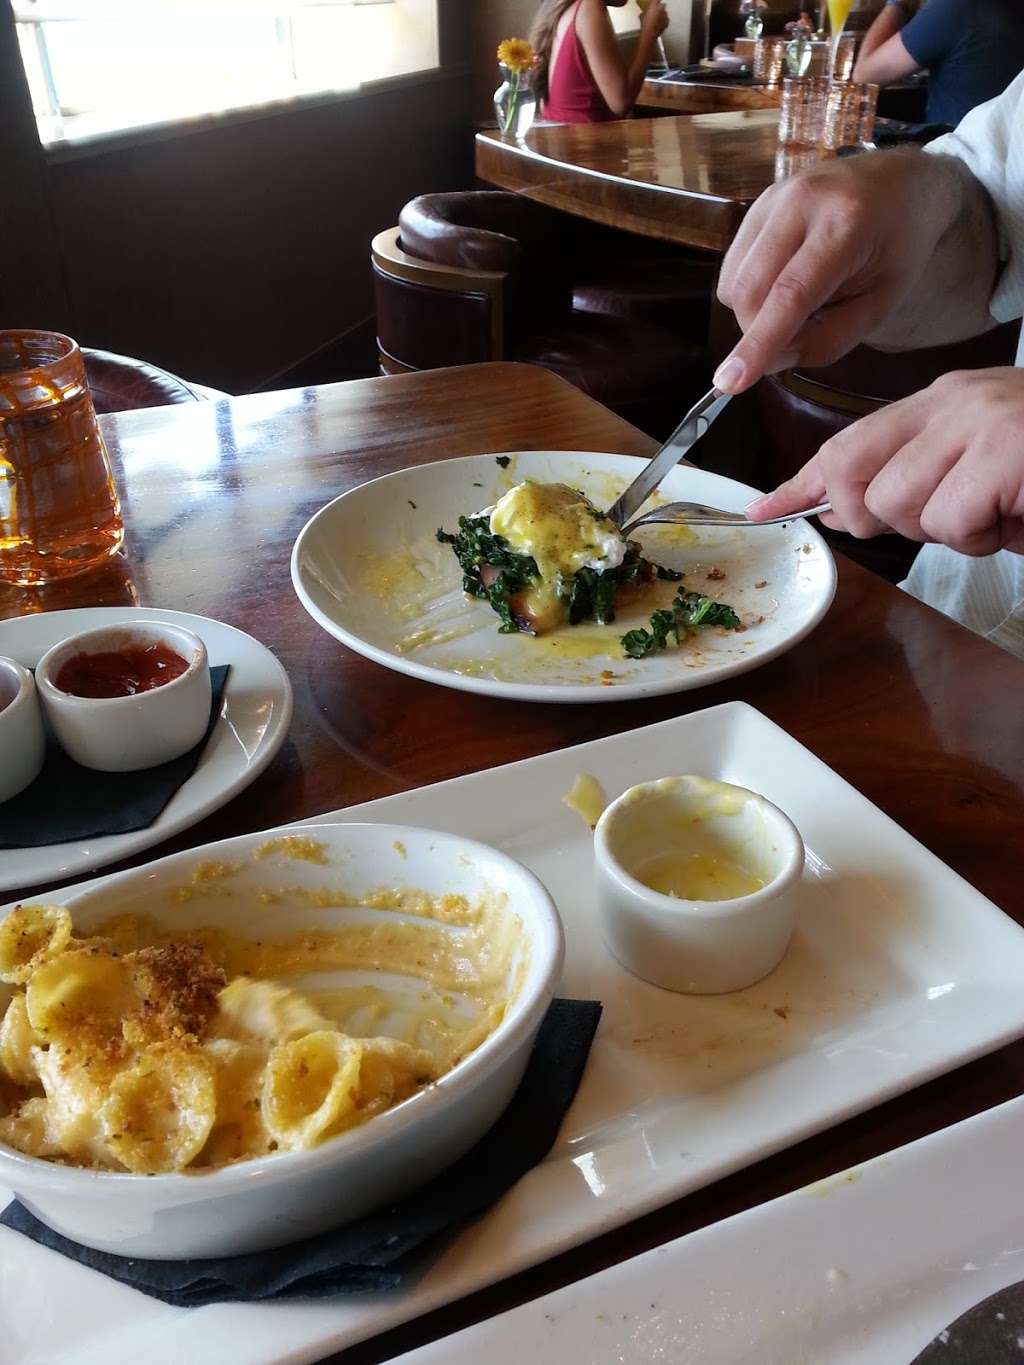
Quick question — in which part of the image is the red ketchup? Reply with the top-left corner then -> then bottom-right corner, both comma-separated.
55,641 -> 190,698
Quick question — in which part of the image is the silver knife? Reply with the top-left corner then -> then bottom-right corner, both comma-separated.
605,386 -> 732,529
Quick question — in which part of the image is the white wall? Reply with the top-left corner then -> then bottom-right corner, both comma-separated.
618,0 -> 697,65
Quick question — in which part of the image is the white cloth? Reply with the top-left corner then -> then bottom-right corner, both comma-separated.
899,72 -> 1024,658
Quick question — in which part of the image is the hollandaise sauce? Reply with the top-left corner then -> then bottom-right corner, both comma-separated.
563,773 -> 608,829
637,850 -> 766,902
489,481 -> 626,581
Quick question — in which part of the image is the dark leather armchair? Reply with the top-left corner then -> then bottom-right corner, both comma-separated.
373,192 -> 712,437
758,324 -> 1021,485
571,233 -> 717,344
82,348 -> 227,414
756,323 -> 1020,580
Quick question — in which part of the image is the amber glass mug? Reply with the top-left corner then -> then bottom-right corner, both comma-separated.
0,330 -> 123,585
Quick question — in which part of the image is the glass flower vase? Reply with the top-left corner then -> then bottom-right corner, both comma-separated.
494,66 -> 536,139
745,12 -> 764,39
786,29 -> 812,76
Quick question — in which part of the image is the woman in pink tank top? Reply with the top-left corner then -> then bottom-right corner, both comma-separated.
531,0 -> 669,123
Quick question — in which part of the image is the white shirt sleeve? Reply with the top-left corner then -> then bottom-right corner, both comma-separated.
925,70 -> 1024,326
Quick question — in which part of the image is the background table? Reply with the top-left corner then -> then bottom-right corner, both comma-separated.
476,110 -> 780,251
4,362 -> 1024,1362
638,68 -> 929,123
638,75 -> 779,116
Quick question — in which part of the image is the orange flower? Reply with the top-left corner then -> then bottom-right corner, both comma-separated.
497,38 -> 535,75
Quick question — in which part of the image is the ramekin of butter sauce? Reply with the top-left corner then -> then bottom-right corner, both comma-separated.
594,776 -> 805,994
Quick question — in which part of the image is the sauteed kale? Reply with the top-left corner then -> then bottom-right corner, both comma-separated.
437,514 -> 540,633
437,511 -> 742,656
621,590 -> 742,659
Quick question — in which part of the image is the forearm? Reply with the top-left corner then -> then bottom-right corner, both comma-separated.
626,29 -> 661,101
853,4 -> 905,74
867,152 -> 1001,350
582,1 -> 663,117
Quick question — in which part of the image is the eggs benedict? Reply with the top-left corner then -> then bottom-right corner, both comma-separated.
437,479 -> 680,636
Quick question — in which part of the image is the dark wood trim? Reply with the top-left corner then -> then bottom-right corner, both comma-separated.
0,0 -> 72,321
378,346 -> 417,375
43,63 -> 472,165
475,125 -> 755,253
371,225 -> 506,360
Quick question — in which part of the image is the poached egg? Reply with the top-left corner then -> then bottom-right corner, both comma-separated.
487,481 -> 626,583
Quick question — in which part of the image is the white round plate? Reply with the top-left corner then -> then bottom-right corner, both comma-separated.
0,607 -> 292,894
291,451 -> 837,704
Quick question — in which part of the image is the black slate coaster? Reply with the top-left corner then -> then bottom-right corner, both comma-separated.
911,1281 -> 1024,1363
1,997 -> 601,1307
0,665 -> 230,849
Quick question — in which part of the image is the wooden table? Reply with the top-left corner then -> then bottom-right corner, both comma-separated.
639,68 -> 929,124
5,361 -> 1024,1362
637,75 -> 779,116
476,110 -> 781,252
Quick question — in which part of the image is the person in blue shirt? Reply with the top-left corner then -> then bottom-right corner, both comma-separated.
852,0 -> 1024,128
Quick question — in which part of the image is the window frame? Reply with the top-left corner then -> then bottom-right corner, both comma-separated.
13,0 -> 443,158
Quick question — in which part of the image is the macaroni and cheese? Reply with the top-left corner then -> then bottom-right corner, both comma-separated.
0,887 -> 515,1175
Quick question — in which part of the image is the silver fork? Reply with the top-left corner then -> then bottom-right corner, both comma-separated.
621,499 -> 832,536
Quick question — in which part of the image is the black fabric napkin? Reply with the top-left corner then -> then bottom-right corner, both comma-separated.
655,65 -> 752,83
1,997 -> 601,1307
910,1281 -> 1024,1363
873,117 -> 953,147
0,665 -> 229,849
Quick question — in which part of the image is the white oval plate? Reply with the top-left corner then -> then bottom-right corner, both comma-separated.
291,451 -> 837,703
0,607 -> 292,894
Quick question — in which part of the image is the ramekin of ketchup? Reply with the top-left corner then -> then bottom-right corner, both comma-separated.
36,621 -> 212,772
55,640 -> 190,699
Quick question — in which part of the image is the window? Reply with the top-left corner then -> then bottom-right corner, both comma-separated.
14,0 -> 440,148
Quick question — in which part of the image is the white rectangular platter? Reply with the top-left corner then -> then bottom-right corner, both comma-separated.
394,1094 -> 1024,1365
4,701 -> 1024,1365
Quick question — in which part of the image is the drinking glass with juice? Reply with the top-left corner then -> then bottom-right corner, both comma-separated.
0,331 -> 123,586
826,0 -> 853,77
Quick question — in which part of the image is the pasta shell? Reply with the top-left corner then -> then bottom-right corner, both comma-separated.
34,1043 -> 112,1166
25,946 -> 136,1044
196,1037 -> 272,1167
0,1096 -> 64,1159
100,1043 -> 216,1174
0,994 -> 43,1087
0,905 -> 72,985
216,977 -> 332,1045
263,1031 -> 363,1150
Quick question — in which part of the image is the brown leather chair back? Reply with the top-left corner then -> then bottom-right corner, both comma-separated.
374,199 -> 710,438
82,348 -> 204,414
398,192 -> 574,339
787,323 -> 1020,409
759,322 -> 1020,486
372,225 -> 507,372
398,192 -> 541,273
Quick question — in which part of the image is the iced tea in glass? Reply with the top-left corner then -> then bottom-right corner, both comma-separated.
0,330 -> 123,585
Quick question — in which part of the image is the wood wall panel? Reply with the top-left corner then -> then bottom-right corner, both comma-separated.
2,0 -> 474,392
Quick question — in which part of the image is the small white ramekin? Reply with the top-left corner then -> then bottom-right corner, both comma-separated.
594,776 -> 805,995
35,620 -> 211,772
0,657 -> 46,803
